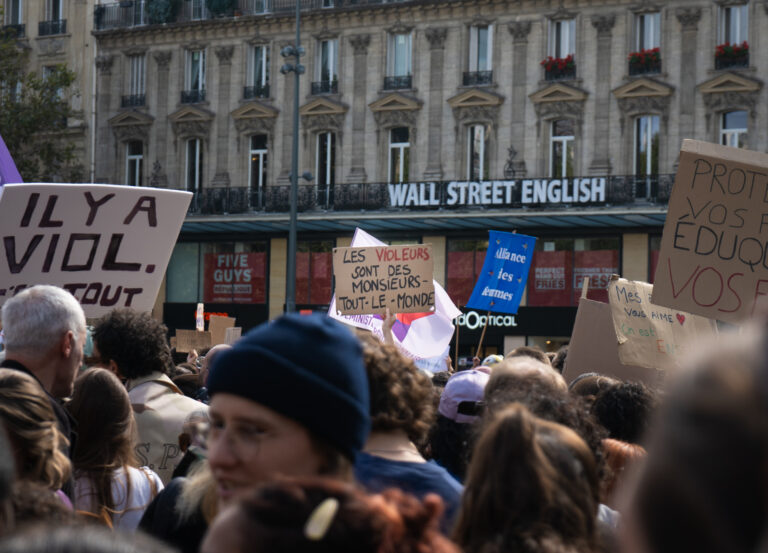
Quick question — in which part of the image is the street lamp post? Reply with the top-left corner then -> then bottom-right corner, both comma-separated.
280,1 -> 305,314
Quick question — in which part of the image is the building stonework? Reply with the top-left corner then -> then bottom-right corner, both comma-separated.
87,0 -> 766,191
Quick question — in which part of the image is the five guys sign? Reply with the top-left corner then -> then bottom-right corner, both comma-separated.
0,183 -> 191,316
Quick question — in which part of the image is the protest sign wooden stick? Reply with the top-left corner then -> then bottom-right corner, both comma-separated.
475,310 -> 491,358
454,318 -> 460,371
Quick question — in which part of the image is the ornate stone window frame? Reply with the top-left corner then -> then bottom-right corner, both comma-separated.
613,77 -> 674,174
446,89 -> 504,180
698,71 -> 762,148
108,110 -> 154,186
231,100 -> 279,185
369,92 -> 422,181
530,83 -> 586,176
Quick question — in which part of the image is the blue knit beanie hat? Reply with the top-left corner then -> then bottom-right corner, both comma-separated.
207,313 -> 370,461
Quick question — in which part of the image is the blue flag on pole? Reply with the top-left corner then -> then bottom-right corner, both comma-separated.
465,231 -> 536,314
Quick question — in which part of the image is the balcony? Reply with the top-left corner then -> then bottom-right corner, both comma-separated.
244,84 -> 270,99
181,89 -> 206,103
463,70 -> 493,87
383,75 -> 412,90
38,19 -> 66,36
628,48 -> 661,76
715,54 -> 749,70
121,94 -> 146,108
94,1 -> 147,30
184,174 -> 674,216
1,24 -> 25,38
311,80 -> 338,95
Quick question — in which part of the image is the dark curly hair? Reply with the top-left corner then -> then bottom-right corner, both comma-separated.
209,477 -> 459,553
357,333 -> 435,445
92,308 -> 173,380
590,381 -> 657,445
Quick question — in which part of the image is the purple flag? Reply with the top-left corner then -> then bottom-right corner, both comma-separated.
0,133 -> 22,186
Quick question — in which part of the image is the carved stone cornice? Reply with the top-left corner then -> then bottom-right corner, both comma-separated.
675,8 -> 702,31
372,109 -> 419,129
425,28 -> 448,50
508,21 -> 532,43
591,15 -> 616,37
702,91 -> 759,117
38,38 -> 65,57
171,119 -> 212,138
301,113 -> 346,133
630,1 -> 662,14
111,123 -> 150,142
95,54 -> 114,74
533,100 -> 584,121
549,6 -> 577,20
234,116 -> 276,135
616,95 -> 672,118
154,51 -> 172,69
386,21 -> 413,34
183,41 -> 207,51
215,45 -> 235,65
451,104 -> 502,127
349,34 -> 371,55
124,47 -> 147,57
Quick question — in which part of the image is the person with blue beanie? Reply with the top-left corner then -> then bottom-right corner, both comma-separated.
206,313 -> 371,507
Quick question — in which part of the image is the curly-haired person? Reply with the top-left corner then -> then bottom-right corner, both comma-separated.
92,309 -> 208,484
354,332 -> 462,532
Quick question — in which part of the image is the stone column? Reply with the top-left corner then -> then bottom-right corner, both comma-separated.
151,51 -> 172,187
589,15 -> 615,174
507,21 -> 531,177
675,8 -> 701,150
423,27 -> 447,180
346,34 -> 370,182
94,54 -> 114,183
212,45 -> 234,187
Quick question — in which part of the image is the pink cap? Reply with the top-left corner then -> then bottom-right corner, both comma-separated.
438,369 -> 490,423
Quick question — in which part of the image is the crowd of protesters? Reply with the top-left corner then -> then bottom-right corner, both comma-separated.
0,284 -> 765,553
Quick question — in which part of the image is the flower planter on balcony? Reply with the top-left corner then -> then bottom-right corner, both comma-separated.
628,48 -> 661,76
715,41 -> 749,70
541,55 -> 576,81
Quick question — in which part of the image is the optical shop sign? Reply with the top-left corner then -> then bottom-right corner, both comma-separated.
332,244 -> 435,315
653,140 -> 768,323
0,183 -> 191,316
387,178 -> 606,207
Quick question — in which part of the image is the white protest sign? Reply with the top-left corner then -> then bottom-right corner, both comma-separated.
0,183 -> 191,316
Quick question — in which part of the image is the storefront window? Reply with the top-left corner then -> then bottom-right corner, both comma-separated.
527,237 -> 620,306
166,241 -> 268,304
296,240 -> 334,305
446,239 -> 489,306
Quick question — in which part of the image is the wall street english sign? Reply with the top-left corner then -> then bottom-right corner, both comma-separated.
386,178 -> 607,208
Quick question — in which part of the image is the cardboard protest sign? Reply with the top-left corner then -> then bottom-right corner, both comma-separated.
224,326 -> 242,345
653,140 -> 768,323
465,231 -> 536,314
563,282 -> 663,388
332,244 -> 435,315
0,183 -> 191,316
208,315 -> 236,345
175,329 -> 211,353
608,276 -> 717,371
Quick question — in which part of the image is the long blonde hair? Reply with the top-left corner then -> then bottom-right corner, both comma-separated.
0,369 -> 71,490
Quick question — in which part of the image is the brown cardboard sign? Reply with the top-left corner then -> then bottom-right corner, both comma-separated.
208,315 -> 236,345
564,285 -> 662,388
653,139 -> 768,323
608,276 -> 717,371
175,329 -> 211,353
332,244 -> 435,315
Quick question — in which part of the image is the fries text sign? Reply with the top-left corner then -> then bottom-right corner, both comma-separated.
0,183 -> 191,316
332,244 -> 435,315
653,140 -> 768,322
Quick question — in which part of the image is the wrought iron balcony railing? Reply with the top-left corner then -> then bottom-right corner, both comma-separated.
184,174 -> 674,216
1,24 -> 25,38
94,1 -> 147,30
311,80 -> 338,95
181,89 -> 206,104
38,19 -> 67,36
715,54 -> 749,70
121,94 -> 146,108
383,75 -> 412,90
463,70 -> 493,86
544,64 -> 576,81
628,58 -> 661,76
243,84 -> 270,99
